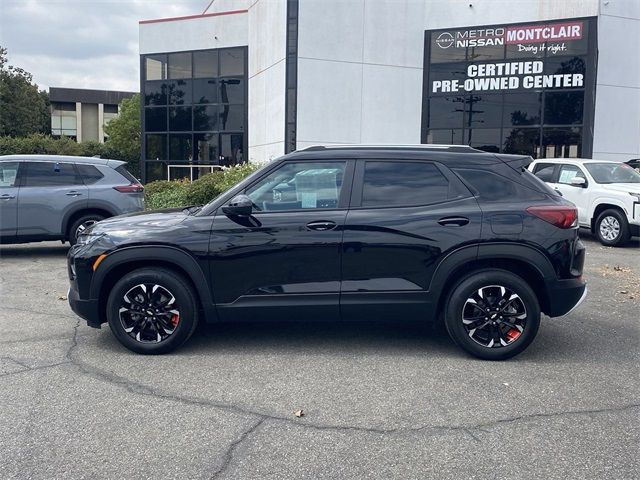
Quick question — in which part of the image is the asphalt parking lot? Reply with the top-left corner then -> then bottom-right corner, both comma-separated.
0,233 -> 638,480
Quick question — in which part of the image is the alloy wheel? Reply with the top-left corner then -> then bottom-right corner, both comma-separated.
599,216 -> 620,241
119,283 -> 181,343
75,220 -> 98,238
462,285 -> 527,348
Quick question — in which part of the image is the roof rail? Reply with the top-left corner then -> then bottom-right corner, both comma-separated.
298,144 -> 484,153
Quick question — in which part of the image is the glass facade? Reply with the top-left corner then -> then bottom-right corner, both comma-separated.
422,17 -> 597,158
51,102 -> 77,139
141,47 -> 248,182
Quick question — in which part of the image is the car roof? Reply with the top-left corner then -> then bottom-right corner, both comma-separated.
532,158 -> 620,164
285,144 -> 529,166
0,154 -> 122,167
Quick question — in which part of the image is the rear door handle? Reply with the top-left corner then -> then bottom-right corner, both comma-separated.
65,191 -> 83,197
438,216 -> 469,227
306,220 -> 337,231
0,194 -> 15,200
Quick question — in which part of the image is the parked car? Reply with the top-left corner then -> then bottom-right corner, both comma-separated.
68,145 -> 587,360
529,158 -> 640,246
0,155 -> 143,245
627,159 -> 640,172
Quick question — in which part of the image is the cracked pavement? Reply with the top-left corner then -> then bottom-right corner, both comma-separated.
0,233 -> 638,479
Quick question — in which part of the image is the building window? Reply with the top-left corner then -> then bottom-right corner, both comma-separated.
141,47 -> 247,182
422,17 -> 597,158
50,102 -> 77,138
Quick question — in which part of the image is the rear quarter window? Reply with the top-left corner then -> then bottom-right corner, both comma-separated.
76,164 -> 104,184
453,168 -> 547,202
115,165 -> 138,183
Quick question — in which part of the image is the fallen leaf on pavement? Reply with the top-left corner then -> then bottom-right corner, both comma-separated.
58,295 -> 67,300
293,409 -> 304,418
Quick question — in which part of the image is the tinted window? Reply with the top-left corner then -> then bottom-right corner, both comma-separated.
76,164 -> 104,184
115,165 -> 138,183
247,162 -> 346,211
0,162 -> 20,187
454,169 -> 519,202
532,163 -> 556,182
24,162 -> 81,187
145,107 -> 167,132
362,162 -> 450,207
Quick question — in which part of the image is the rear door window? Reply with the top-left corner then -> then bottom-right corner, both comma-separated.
532,163 -> 557,182
360,161 -> 454,208
23,162 -> 82,186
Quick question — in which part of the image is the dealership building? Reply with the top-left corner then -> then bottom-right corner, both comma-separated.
138,0 -> 639,182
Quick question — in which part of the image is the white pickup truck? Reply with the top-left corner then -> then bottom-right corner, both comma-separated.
529,158 -> 640,246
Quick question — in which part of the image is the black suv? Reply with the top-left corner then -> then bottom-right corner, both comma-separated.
68,145 -> 587,360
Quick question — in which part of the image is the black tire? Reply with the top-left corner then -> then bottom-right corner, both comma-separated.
444,269 -> 541,360
68,213 -> 105,245
106,268 -> 199,354
595,209 -> 630,247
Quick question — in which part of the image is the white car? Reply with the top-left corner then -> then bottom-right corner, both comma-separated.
528,158 -> 640,246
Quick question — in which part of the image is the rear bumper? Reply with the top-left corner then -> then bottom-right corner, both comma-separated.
68,285 -> 102,328
545,277 -> 588,317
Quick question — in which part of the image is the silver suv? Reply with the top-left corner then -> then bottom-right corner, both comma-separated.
0,155 -> 144,245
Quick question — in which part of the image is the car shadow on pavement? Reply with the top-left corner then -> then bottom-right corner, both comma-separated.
0,244 -> 69,257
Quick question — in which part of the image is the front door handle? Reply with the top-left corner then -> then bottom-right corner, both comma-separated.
438,216 -> 469,227
0,194 -> 16,200
306,220 -> 337,231
65,191 -> 83,197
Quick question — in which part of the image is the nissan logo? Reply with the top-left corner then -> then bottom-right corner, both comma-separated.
435,32 -> 454,49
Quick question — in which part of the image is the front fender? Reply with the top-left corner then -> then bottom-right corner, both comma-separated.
90,245 -> 218,323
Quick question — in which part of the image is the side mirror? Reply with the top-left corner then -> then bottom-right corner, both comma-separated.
222,194 -> 253,216
570,177 -> 587,188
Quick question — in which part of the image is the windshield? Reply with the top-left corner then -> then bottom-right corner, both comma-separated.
585,163 -> 640,184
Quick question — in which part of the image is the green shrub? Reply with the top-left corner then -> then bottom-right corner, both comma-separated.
144,163 -> 263,210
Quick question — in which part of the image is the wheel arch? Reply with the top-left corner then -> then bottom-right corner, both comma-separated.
62,203 -> 117,239
91,246 -> 217,325
430,243 -> 553,317
590,202 -> 627,233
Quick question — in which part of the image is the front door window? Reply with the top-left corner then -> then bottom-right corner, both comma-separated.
246,162 -> 346,211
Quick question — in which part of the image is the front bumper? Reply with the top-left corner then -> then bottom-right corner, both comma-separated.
545,277 -> 588,317
68,284 -> 102,328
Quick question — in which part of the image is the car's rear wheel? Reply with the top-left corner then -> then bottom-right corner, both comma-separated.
68,213 -> 105,245
444,269 -> 540,360
106,268 -> 198,354
596,209 -> 629,247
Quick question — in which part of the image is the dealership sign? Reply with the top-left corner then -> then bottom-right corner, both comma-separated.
430,19 -> 587,93
436,21 -> 583,50
432,60 -> 583,93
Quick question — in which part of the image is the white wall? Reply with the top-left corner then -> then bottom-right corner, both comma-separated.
296,0 -> 612,150
247,0 -> 288,162
592,0 -> 640,161
139,9 -> 248,55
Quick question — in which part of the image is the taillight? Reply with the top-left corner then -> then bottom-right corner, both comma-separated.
526,205 -> 578,229
113,183 -> 144,193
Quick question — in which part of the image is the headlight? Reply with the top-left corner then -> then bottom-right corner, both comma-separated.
76,232 -> 105,245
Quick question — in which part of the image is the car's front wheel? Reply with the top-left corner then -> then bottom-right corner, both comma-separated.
444,269 -> 541,360
595,209 -> 630,247
106,268 -> 198,354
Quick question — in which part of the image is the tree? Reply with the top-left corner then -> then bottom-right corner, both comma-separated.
0,46 -> 50,136
104,94 -> 141,176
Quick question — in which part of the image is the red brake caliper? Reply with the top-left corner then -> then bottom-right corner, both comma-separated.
171,313 -> 180,328
506,328 -> 521,342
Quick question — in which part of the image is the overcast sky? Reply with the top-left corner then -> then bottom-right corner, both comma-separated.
0,0 -> 208,92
